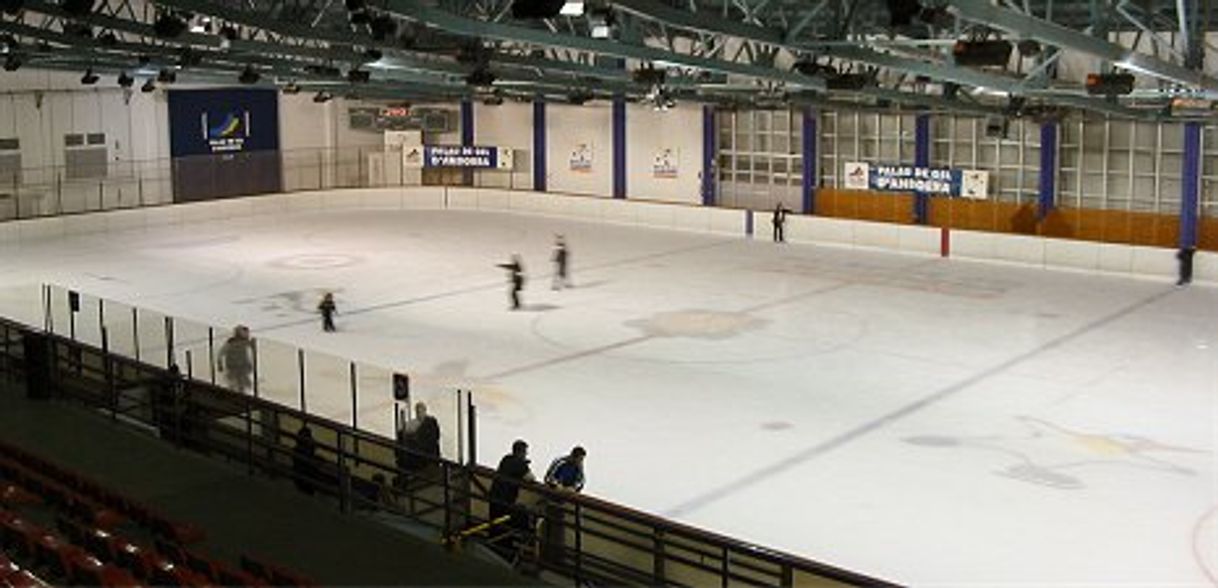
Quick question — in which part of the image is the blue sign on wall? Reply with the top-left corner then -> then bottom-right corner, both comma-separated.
168,89 -> 280,157
424,145 -> 499,168
843,162 -> 989,199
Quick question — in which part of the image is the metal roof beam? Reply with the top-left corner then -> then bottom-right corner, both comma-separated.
944,0 -> 1218,91
384,0 -> 826,89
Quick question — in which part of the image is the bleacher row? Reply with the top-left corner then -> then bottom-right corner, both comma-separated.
0,439 -> 312,587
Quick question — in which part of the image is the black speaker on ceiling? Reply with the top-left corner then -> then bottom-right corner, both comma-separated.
825,72 -> 872,91
952,40 -> 1013,67
886,0 -> 921,27
1085,72 -> 1135,96
153,13 -> 188,38
511,0 -> 565,19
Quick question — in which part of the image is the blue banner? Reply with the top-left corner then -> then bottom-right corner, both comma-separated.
168,89 -> 280,157
844,162 -> 988,199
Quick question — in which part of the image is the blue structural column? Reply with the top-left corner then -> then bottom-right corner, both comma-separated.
701,105 -> 716,206
1180,122 -> 1202,248
460,99 -> 474,185
913,114 -> 931,224
533,99 -> 547,192
613,96 -> 626,199
1038,120 -> 1058,220
460,99 -> 474,146
801,108 -> 817,215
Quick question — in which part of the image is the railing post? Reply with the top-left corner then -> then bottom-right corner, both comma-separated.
442,463 -> 452,535
245,396 -> 255,474
251,339 -> 260,398
297,348 -> 306,412
653,529 -> 666,584
574,501 -> 584,585
102,327 -> 116,420
97,181 -> 104,211
207,327 -> 215,385
165,316 -> 175,368
132,307 -> 140,361
337,430 -> 349,513
721,545 -> 729,588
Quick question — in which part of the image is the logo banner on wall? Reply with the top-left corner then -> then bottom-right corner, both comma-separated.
202,111 -> 250,153
570,143 -> 593,172
653,148 -> 678,178
843,161 -> 989,199
405,145 -> 514,170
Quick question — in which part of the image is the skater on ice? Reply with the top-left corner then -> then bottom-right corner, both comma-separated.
498,254 -> 526,310
771,203 -> 789,243
551,235 -> 571,290
318,292 -> 338,332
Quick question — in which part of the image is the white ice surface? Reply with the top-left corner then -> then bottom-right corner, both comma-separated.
0,207 -> 1215,587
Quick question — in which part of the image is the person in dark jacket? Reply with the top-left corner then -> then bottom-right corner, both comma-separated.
544,446 -> 586,493
318,292 -> 337,332
489,439 -> 534,522
293,426 -> 319,495
771,203 -> 789,243
401,402 -> 441,474
497,255 -> 526,310
1177,245 -> 1196,286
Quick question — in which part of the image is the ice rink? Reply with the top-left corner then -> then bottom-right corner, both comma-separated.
1,206 -> 1215,586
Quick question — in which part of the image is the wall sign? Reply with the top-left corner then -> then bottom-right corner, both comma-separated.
653,147 -> 679,178
569,142 -> 593,172
844,161 -> 989,199
405,145 -> 514,170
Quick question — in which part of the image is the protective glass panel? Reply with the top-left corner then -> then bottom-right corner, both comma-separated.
173,317 -> 215,384
100,299 -> 138,360
304,349 -> 353,426
135,306 -> 171,369
251,335 -> 297,407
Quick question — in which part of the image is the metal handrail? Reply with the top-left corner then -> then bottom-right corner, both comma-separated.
0,314 -> 899,588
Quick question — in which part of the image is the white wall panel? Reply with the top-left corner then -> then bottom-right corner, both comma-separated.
547,103 -> 613,197
626,104 -> 702,204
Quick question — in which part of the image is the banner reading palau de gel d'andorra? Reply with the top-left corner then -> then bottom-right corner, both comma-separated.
843,161 -> 989,199
404,145 -> 515,170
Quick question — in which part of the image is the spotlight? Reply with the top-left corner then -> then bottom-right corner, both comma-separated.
281,81 -> 301,94
140,78 -> 155,92
3,54 -> 21,71
312,91 -> 333,103
347,68 -> 370,83
189,15 -> 211,34
156,68 -> 177,83
60,0 -> 94,16
1,0 -> 23,16
80,69 -> 99,85
219,25 -> 238,41
117,71 -> 133,88
97,31 -> 117,46
238,64 -> 259,84
153,13 -> 188,38
511,0 -> 565,19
